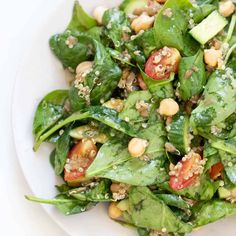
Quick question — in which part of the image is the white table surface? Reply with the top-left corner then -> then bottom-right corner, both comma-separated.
0,0 -> 66,235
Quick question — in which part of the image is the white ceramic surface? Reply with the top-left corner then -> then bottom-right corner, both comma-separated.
12,1 -> 236,235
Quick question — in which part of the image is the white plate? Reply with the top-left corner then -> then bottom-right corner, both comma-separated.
12,0 -> 236,235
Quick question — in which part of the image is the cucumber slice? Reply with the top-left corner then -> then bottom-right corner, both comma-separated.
189,10 -> 228,44
167,113 -> 190,155
120,0 -> 148,14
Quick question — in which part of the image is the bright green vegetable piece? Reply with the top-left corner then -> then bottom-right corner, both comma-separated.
67,1 -> 97,32
128,187 -> 193,233
69,125 -> 108,143
179,50 -> 206,101
120,0 -> 148,14
189,10 -> 227,44
168,113 -> 190,155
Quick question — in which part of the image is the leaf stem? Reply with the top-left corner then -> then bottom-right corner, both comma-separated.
223,42 -> 236,65
225,13 -> 236,43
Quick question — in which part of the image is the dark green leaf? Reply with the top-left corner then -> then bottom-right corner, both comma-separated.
49,31 -> 92,70
179,50 -> 206,101
69,37 -> 122,111
155,194 -> 191,209
154,0 -> 199,56
25,194 -> 95,215
68,179 -> 112,202
128,187 -> 193,233
33,90 -> 68,142
34,106 -> 138,150
191,200 -> 236,227
102,8 -> 131,50
190,69 -> 236,128
67,1 -> 97,32
54,126 -> 71,175
119,91 -> 153,124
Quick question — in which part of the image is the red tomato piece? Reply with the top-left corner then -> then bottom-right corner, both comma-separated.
209,162 -> 224,180
145,47 -> 181,80
64,139 -> 97,183
169,151 -> 205,191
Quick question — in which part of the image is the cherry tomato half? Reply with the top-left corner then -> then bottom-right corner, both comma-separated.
209,162 -> 224,180
64,139 -> 97,184
145,47 -> 181,80
169,152 -> 204,191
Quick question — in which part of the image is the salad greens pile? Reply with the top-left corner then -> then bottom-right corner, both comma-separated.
26,0 -> 236,235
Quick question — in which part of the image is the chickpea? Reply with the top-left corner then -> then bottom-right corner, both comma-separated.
103,98 -> 124,112
128,138 -> 148,158
219,0 -> 235,17
108,202 -> 122,219
93,6 -> 108,25
131,13 -> 154,33
204,48 -> 222,68
110,183 -> 121,193
159,98 -> 179,117
76,61 -> 93,79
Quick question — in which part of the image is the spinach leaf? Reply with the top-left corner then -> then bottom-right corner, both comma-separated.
119,91 -> 152,124
179,50 -> 206,101
211,136 -> 236,155
102,8 -> 131,50
67,1 -> 97,32
86,139 -> 168,186
191,200 -> 236,227
54,126 -> 71,175
69,37 -> 122,111
153,0 -> 199,56
130,29 -> 158,57
140,68 -> 175,99
125,42 -> 146,66
25,194 -> 95,215
155,194 -> 191,209
190,69 -> 236,128
49,31 -> 92,70
33,106 -> 138,150
128,187 -> 193,233
68,179 -> 112,202
192,4 -> 216,23
219,150 -> 236,185
86,120 -> 167,186
33,90 -> 68,142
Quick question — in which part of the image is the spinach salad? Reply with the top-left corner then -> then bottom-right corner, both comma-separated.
26,0 -> 236,235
